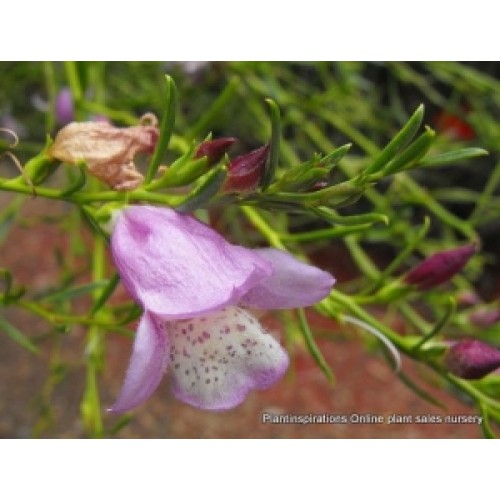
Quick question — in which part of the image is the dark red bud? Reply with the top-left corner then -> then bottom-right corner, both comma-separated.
223,144 -> 269,193
404,244 -> 476,291
469,309 -> 500,328
444,340 -> 500,379
195,137 -> 237,166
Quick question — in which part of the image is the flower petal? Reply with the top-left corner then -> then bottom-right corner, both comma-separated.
111,206 -> 273,319
168,306 -> 289,410
240,248 -> 335,309
108,312 -> 169,413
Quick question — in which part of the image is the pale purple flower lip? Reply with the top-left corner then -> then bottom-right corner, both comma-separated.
109,205 -> 335,413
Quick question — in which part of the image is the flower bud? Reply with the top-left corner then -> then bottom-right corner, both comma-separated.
223,144 -> 269,193
404,244 -> 476,291
469,309 -> 500,328
444,339 -> 500,379
195,137 -> 237,166
456,290 -> 481,307
55,88 -> 74,125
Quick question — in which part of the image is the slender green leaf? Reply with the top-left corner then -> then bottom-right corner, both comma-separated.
382,127 -> 435,175
363,104 -> 424,175
419,147 -> 489,168
479,403 -> 497,439
412,297 -> 457,352
363,216 -> 431,294
297,308 -> 334,383
281,223 -> 372,242
0,197 -> 23,244
176,166 -> 227,213
145,75 -> 178,183
39,280 -> 109,303
261,98 -> 281,190
310,206 -> 389,226
188,76 -> 240,139
397,371 -> 446,409
319,143 -> 352,169
91,274 -> 120,315
0,315 -> 39,354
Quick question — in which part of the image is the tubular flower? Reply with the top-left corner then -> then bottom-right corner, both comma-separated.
109,205 -> 335,412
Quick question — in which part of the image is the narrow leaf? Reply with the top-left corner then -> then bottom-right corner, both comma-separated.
176,166 -> 227,213
363,104 -> 424,175
297,308 -> 334,383
91,273 -> 120,315
188,76 -> 240,139
261,98 -> 281,190
145,75 -> 177,183
382,127 -> 435,175
0,315 -> 39,354
397,370 -> 446,409
418,147 -> 489,168
39,280 -> 109,303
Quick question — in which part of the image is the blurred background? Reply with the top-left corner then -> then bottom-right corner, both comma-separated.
2,62 -> 500,438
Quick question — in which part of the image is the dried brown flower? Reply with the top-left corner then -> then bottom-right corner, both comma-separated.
48,113 -> 159,191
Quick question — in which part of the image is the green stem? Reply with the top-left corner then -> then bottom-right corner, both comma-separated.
64,62 -> 83,112
240,206 -> 286,250
399,173 -> 478,241
469,159 -> 500,223
81,234 -> 105,437
412,297 -> 456,351
280,224 -> 372,242
0,177 -> 183,206
43,62 -> 56,133
297,308 -> 334,382
344,235 -> 380,280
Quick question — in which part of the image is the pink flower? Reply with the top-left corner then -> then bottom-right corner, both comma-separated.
109,206 -> 335,412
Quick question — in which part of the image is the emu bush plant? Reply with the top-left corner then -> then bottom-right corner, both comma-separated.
1,62 -> 500,438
